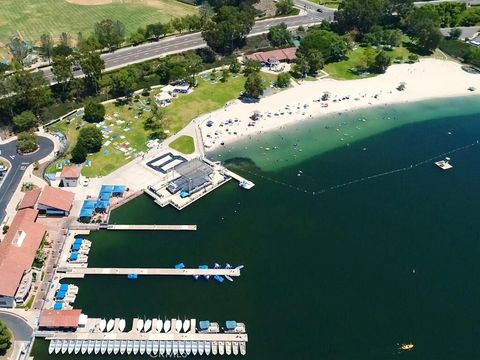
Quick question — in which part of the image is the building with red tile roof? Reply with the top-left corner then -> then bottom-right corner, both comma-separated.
245,47 -> 297,64
0,209 -> 46,308
60,166 -> 81,187
17,188 -> 41,210
37,186 -> 74,216
38,309 -> 82,330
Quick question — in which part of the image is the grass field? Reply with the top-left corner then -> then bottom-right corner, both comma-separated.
169,135 -> 194,154
48,71 -> 277,177
0,0 -> 195,44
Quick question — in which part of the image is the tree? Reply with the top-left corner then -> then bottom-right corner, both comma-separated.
334,0 -> 388,34
202,6 -> 255,55
16,132 -> 38,153
77,51 -> 105,93
77,126 -> 102,153
0,320 -> 11,352
52,55 -> 73,98
229,58 -> 241,73
7,70 -> 52,114
243,59 -> 261,75
8,36 -> 30,63
60,32 -> 71,47
52,43 -> 73,57
221,68 -> 230,82
13,111 -> 37,132
77,35 -> 101,53
199,3 -> 215,22
109,68 -> 136,96
371,51 -> 391,72
267,23 -> 293,47
40,33 -> 54,62
276,0 -> 294,16
244,73 -> 264,99
299,30 -> 347,63
129,28 -> 146,46
171,17 -> 186,34
184,53 -> 203,86
84,101 -> 105,123
71,143 -> 87,164
406,7 -> 442,52
304,50 -> 324,75
292,55 -> 310,78
449,28 -> 462,40
146,23 -> 168,40
276,72 -> 291,88
95,19 -> 126,50
183,15 -> 203,32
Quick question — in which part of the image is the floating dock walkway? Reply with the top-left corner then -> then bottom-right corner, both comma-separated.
60,267 -> 241,279
104,224 -> 197,231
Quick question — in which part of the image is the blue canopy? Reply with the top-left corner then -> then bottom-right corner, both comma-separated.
100,185 -> 114,193
71,243 -> 81,251
199,320 -> 210,330
82,200 -> 97,209
214,275 -> 224,283
198,265 -> 208,269
175,263 -> 185,269
74,238 -> 83,244
95,200 -> 109,210
79,208 -> 94,218
59,284 -> 68,292
99,192 -> 111,201
112,185 -> 126,195
226,321 -> 237,330
53,302 -> 63,310
56,290 -> 66,300
69,253 -> 78,261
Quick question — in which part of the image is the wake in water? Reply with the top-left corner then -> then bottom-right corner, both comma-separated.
238,140 -> 479,196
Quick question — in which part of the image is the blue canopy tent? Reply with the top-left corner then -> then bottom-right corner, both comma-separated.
79,208 -> 94,217
59,284 -> 68,292
53,302 -> 63,310
99,192 -> 111,201
112,185 -> 126,197
175,263 -> 185,269
100,185 -> 114,193
73,238 -> 83,245
95,200 -> 109,213
71,243 -> 81,252
82,200 -> 97,209
55,290 -> 66,300
226,321 -> 237,330
199,321 -> 210,330
69,253 -> 78,261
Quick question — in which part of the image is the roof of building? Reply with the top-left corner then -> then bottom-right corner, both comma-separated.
37,186 -> 74,213
245,47 -> 297,63
0,209 -> 46,297
60,166 -> 81,179
17,188 -> 41,210
38,309 -> 82,328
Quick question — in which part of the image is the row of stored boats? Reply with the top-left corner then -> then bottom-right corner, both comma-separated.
98,318 -> 192,333
48,339 -> 247,356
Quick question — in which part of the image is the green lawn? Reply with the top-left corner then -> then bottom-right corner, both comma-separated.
48,71 -> 277,177
169,135 -> 194,154
324,45 -> 413,80
310,0 -> 342,9
0,0 -> 195,44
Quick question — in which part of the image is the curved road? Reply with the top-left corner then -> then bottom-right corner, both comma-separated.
0,312 -> 33,342
0,136 -> 54,223
40,6 -> 334,84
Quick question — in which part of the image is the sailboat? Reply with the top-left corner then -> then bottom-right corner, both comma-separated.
218,341 -> 225,355
61,340 -> 68,354
240,341 -> 246,355
99,319 -> 107,332
185,340 -> 192,355
205,341 -> 211,355
146,340 -> 153,355
198,340 -> 204,355
183,319 -> 190,332
93,340 -> 101,354
139,340 -> 146,355
179,341 -> 185,355
233,341 -> 239,355
226,341 -> 232,355
113,341 -> 120,355
106,319 -> 115,332
87,340 -> 95,354
192,341 -> 198,355
74,340 -> 82,354
152,340 -> 159,355
67,339 -> 75,354
136,318 -> 144,332
160,340 -> 166,355
166,341 -> 172,356
175,319 -> 182,333
107,340 -> 114,354
212,340 -> 218,355
48,340 -> 55,354
156,319 -> 163,332
144,319 -> 152,332
164,319 -> 171,332
100,340 -> 107,354
173,341 -> 179,356
118,319 -> 126,332
81,340 -> 88,354
126,340 -> 133,355
132,340 -> 140,355
120,340 -> 127,354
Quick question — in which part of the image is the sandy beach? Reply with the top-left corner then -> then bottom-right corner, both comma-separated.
198,59 -> 480,152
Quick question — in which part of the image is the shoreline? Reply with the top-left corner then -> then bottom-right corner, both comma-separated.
198,59 -> 480,153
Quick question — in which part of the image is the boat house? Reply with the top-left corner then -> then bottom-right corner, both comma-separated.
37,186 -> 75,216
59,166 -> 81,187
38,309 -> 83,331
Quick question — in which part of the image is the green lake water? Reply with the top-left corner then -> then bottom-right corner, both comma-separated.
32,96 -> 480,359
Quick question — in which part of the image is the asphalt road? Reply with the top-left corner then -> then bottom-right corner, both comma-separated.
0,136 -> 54,224
40,7 -> 334,84
0,312 -> 33,342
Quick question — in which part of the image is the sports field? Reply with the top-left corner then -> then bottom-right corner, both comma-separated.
0,0 -> 196,44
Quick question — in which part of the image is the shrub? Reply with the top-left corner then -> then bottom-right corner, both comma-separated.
84,101 -> 105,123
16,132 -> 38,153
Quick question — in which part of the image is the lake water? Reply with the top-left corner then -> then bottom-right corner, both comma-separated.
32,96 -> 480,359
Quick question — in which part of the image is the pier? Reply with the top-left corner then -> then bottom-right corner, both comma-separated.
60,267 -> 242,278
105,224 -> 197,231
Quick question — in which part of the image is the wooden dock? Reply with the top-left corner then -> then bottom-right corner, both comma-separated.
105,224 -> 197,231
61,267 -> 241,278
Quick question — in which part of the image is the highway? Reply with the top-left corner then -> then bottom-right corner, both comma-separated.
0,136 -> 54,223
39,6 -> 334,85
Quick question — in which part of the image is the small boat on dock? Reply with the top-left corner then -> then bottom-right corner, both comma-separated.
192,341 -> 198,355
94,340 -> 101,354
218,341 -> 225,355
54,340 -> 62,354
214,274 -> 224,282
186,340 -> 192,355
74,340 -> 82,354
226,341 -> 232,355
106,319 -> 115,332
136,319 -> 144,332
81,340 -> 88,354
183,319 -> 190,332
156,318 -> 163,332
146,340 -> 153,355
139,340 -> 146,355
179,341 -> 185,355
214,263 -> 221,269
198,265 -> 210,280
164,319 -> 171,332
126,340 -> 133,355
67,339 -> 75,354
239,179 -> 255,190
127,273 -> 138,279
233,341 -> 239,355
48,340 -> 55,354
120,340 -> 127,354
107,340 -> 114,354
205,341 -> 211,355
133,340 -> 140,355
240,342 -> 246,355
152,340 -> 159,355
144,319 -> 152,332
173,341 -> 179,355
166,341 -> 172,356
99,319 -> 107,332
61,340 -> 68,354
118,319 -> 126,332
87,340 -> 94,354
175,319 -> 182,332
198,340 -> 204,355
212,341 -> 218,355
100,340 -> 107,354
400,343 -> 414,351
435,157 -> 453,170
113,341 -> 120,355
160,341 -> 166,355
